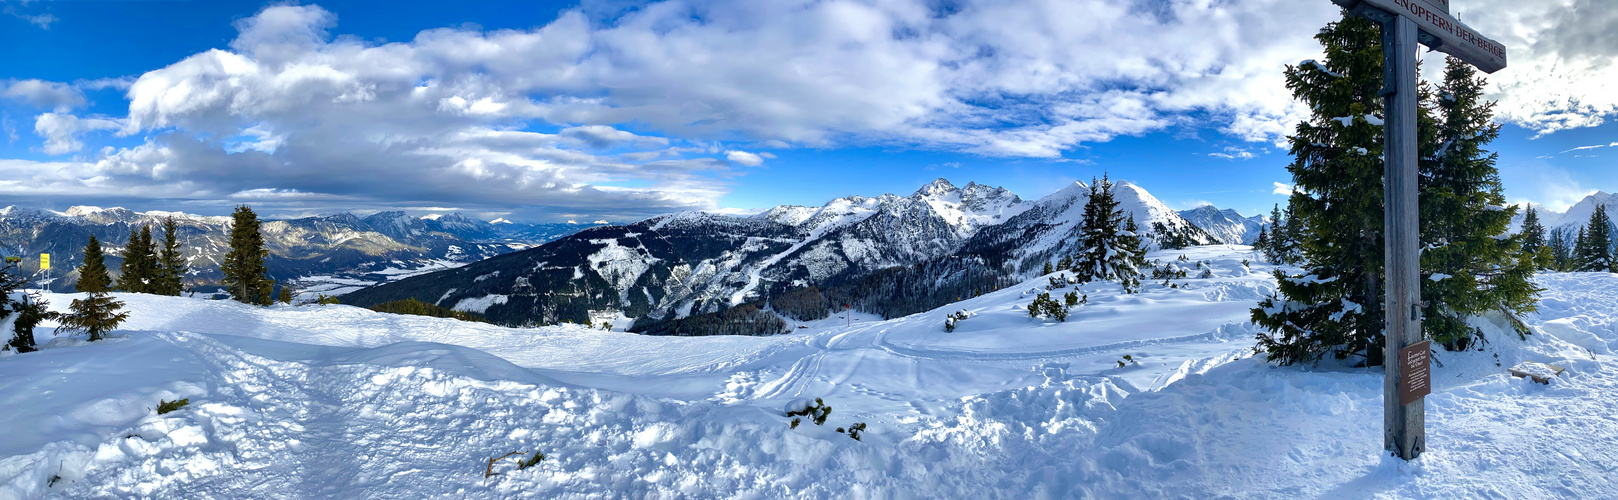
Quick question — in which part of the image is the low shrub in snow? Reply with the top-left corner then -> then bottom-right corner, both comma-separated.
836,422 -> 867,441
1028,293 -> 1068,322
484,450 -> 542,478
785,398 -> 832,427
517,451 -> 545,470
944,310 -> 971,332
156,398 -> 190,415
1047,273 -> 1072,290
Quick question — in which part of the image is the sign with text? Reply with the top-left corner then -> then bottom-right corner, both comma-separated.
1355,0 -> 1507,73
1399,340 -> 1432,405
40,254 -> 49,270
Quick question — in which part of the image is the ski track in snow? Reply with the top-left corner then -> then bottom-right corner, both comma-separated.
5,246 -> 1618,497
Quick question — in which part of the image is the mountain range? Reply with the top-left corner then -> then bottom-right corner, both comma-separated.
0,206 -> 604,295
1511,191 -> 1618,239
1175,206 -> 1270,245
340,178 -> 1221,329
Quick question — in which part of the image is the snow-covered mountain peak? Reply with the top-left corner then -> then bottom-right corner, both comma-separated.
913,177 -> 961,200
1111,180 -> 1179,224
1177,205 -> 1269,245
0,205 -> 65,222
1511,190 -> 1618,234
64,205 -> 108,217
1035,180 -> 1093,207
65,206 -> 141,224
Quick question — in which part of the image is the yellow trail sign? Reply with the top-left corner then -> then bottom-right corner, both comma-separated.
40,254 -> 50,270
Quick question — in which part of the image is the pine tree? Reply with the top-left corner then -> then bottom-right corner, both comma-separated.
221,205 -> 274,305
1266,204 -> 1284,261
75,235 -> 112,293
115,226 -> 157,293
1571,226 -> 1590,271
56,291 -> 128,342
1520,206 -> 1548,270
1548,227 -> 1574,271
1252,13 -> 1401,366
1416,58 -> 1540,349
1072,175 -> 1147,293
278,283 -> 293,304
153,216 -> 188,296
1042,261 -> 1054,275
1253,226 -> 1270,258
1576,204 -> 1614,272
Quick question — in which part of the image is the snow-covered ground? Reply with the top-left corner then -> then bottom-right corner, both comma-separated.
4,245 -> 1617,498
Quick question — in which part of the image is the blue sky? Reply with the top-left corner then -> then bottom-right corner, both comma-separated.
1,0 -> 1613,222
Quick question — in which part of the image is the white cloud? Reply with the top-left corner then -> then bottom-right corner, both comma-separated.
2,79 -> 86,111
1272,182 -> 1297,196
6,1 -> 1612,220
2,1 -> 56,29
34,112 -> 121,155
724,150 -> 764,167
1557,142 -> 1618,154
1457,0 -> 1618,136
1210,146 -> 1257,160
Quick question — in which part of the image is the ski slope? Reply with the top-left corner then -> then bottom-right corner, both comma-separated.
4,245 -> 1617,498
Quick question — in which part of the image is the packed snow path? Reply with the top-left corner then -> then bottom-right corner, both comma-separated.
4,246 -> 1618,498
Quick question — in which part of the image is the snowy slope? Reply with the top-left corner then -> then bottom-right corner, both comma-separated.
1177,205 -> 1270,245
9,246 -> 1616,497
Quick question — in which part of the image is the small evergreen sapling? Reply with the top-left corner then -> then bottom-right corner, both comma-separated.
156,398 -> 190,415
56,291 -> 129,341
518,451 -> 545,470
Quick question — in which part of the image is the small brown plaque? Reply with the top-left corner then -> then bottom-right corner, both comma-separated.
1399,340 -> 1432,405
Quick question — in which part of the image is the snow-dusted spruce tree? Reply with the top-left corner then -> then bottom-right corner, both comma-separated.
1418,58 -> 1540,348
153,216 -> 188,296
114,225 -> 158,294
221,205 -> 275,305
75,235 -> 112,293
2,261 -> 54,353
1252,13 -> 1423,366
56,291 -> 128,342
1573,204 -> 1614,272
1072,175 -> 1148,293
1259,202 -> 1303,265
1548,227 -> 1575,271
1520,206 -> 1548,269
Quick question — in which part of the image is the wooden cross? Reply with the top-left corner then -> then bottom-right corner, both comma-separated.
1330,0 -> 1508,461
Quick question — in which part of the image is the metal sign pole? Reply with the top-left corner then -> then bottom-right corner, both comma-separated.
1381,13 -> 1425,461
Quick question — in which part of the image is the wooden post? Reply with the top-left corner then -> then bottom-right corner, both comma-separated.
1381,14 -> 1425,461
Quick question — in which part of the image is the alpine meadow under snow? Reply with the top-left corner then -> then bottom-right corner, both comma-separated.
4,247 -> 1618,498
